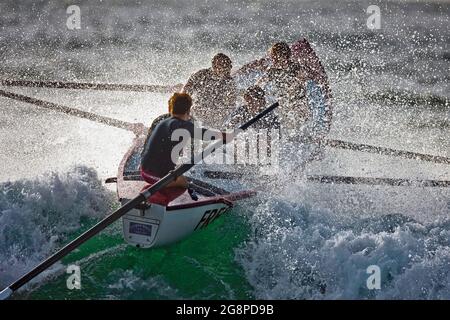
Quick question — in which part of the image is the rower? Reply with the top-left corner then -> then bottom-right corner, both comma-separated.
222,86 -> 279,167
140,92 -> 231,190
224,85 -> 279,130
256,42 -> 312,135
141,110 -> 172,159
182,53 -> 238,128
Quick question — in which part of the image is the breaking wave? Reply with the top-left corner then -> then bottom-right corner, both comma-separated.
237,194 -> 450,299
0,166 -> 116,289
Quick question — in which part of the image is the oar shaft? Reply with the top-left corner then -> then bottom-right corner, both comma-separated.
0,89 -> 137,132
8,170 -> 179,294
307,175 -> 450,187
202,170 -> 450,188
325,139 -> 450,165
1,79 -> 182,93
239,102 -> 279,130
9,193 -> 144,292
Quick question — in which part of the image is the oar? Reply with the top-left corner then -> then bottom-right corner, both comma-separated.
307,175 -> 450,188
1,79 -> 183,93
0,101 -> 279,300
325,139 -> 450,165
202,170 -> 450,188
0,89 -> 145,134
203,170 -> 250,180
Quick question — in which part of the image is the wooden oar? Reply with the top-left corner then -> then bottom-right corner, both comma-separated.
0,89 -> 145,134
0,101 -> 279,300
1,79 -> 183,93
325,139 -> 450,165
202,170 -> 450,188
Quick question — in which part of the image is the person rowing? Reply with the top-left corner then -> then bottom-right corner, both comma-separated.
223,85 -> 280,167
236,41 -> 325,171
233,42 -> 312,137
140,92 -> 231,189
256,42 -> 313,135
224,85 -> 279,130
182,53 -> 238,128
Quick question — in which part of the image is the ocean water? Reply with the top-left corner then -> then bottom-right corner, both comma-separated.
0,0 -> 449,299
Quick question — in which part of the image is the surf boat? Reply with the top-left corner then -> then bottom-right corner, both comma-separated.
1,37 -> 448,300
110,137 -> 256,248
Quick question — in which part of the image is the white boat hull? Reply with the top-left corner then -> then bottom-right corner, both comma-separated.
122,201 -> 231,248
116,137 -> 255,249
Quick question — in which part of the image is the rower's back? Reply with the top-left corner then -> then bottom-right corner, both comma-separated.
184,68 -> 237,127
141,116 -> 197,177
183,53 -> 238,128
258,62 -> 310,135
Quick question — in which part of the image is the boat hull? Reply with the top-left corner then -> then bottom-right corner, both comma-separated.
122,200 -> 232,248
116,137 -> 255,249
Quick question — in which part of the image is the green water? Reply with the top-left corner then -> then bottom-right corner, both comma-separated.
22,210 -> 254,300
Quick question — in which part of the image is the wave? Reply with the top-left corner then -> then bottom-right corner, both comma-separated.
237,194 -> 450,299
0,166 -> 116,290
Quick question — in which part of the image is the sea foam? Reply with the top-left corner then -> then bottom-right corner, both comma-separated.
0,166 -> 115,289
237,194 -> 450,299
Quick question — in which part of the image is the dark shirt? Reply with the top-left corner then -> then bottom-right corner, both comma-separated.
141,113 -> 172,153
141,116 -> 209,177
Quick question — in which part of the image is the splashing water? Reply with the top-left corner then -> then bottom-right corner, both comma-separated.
0,167 -> 254,300
0,0 -> 448,300
236,178 -> 450,299
0,166 -> 115,288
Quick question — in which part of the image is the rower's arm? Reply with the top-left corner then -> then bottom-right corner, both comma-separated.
224,84 -> 238,111
254,73 -> 273,93
221,106 -> 241,129
234,58 -> 269,76
182,69 -> 208,94
182,75 -> 195,94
